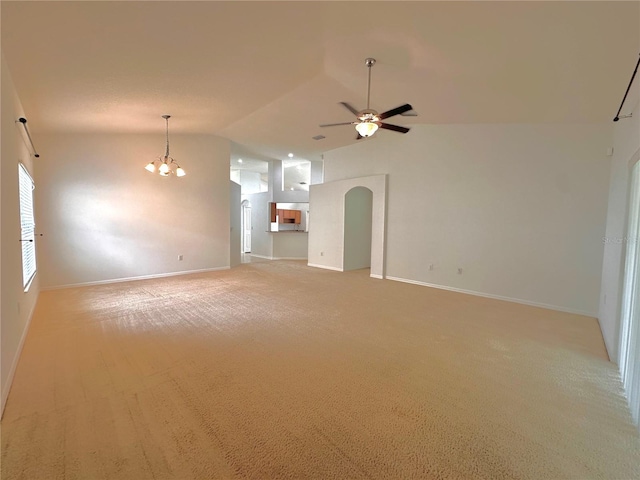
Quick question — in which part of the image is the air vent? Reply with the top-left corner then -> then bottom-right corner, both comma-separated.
312,135 -> 326,140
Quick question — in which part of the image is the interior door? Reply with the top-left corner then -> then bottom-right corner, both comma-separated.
243,205 -> 252,253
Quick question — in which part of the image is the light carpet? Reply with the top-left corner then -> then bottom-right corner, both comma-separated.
2,261 -> 639,479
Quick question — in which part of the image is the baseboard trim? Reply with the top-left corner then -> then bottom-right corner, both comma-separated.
247,254 -> 273,260
370,274 -> 383,279
249,255 -> 308,261
41,266 -> 231,291
385,276 -> 596,317
307,263 -> 344,272
2,295 -> 38,417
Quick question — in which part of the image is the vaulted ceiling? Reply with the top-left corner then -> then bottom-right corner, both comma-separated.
2,1 -> 638,162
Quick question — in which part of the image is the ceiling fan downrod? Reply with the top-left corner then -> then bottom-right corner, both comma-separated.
365,58 -> 376,110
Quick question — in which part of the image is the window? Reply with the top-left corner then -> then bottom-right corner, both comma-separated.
19,163 -> 36,290
620,159 -> 640,426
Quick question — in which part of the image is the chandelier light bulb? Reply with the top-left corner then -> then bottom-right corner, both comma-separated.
159,162 -> 170,174
176,167 -> 186,177
145,162 -> 156,173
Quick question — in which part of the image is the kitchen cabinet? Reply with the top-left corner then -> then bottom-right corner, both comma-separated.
277,209 -> 301,224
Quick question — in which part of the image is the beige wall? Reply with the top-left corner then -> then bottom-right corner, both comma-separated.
1,53 -> 40,413
35,132 -> 231,288
322,125 -> 612,316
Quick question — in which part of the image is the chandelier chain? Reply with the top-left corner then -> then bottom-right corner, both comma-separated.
164,115 -> 170,158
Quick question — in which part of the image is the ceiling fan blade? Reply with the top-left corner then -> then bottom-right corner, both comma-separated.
379,123 -> 410,134
319,122 -> 355,127
379,104 -> 413,120
340,102 -> 360,116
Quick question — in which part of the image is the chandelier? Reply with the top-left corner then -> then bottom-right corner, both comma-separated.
145,115 -> 185,177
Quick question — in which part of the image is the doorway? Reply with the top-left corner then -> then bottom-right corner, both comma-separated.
343,187 -> 373,271
241,200 -> 251,254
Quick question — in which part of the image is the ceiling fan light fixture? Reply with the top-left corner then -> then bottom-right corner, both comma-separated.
356,122 -> 379,137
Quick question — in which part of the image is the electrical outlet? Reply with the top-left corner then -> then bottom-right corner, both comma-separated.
178,255 -> 184,261
457,268 -> 463,275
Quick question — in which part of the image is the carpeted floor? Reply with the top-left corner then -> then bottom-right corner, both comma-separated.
2,261 -> 639,479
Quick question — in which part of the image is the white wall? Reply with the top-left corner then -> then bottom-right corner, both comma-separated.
238,170 -> 262,194
230,181 -> 241,268
323,125 -> 612,315
308,175 -> 386,278
35,132 -> 231,288
272,233 -> 308,259
599,99 -> 640,361
1,54 -> 40,414
344,187 -> 373,271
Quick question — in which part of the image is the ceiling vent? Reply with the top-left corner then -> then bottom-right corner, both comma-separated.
312,134 -> 326,140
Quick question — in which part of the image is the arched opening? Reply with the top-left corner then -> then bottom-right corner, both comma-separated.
343,186 -> 373,271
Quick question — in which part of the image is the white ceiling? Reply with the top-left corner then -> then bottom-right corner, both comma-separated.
2,1 -> 638,162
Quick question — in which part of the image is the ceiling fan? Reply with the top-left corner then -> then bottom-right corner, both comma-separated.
319,58 -> 413,139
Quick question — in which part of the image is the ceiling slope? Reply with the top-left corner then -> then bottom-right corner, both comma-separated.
2,1 -> 638,160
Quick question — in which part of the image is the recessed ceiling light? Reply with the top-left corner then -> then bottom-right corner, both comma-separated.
238,158 -> 243,163
290,187 -> 294,191
288,153 -> 294,158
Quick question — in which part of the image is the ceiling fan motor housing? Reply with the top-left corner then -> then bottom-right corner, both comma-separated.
358,109 -> 380,124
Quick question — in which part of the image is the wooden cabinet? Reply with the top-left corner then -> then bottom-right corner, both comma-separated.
270,202 -> 277,223
277,209 -> 301,224
268,203 -> 303,227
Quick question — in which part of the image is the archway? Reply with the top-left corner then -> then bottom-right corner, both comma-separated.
343,187 -> 373,271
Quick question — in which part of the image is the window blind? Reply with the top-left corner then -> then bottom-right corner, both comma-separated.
19,163 -> 36,289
